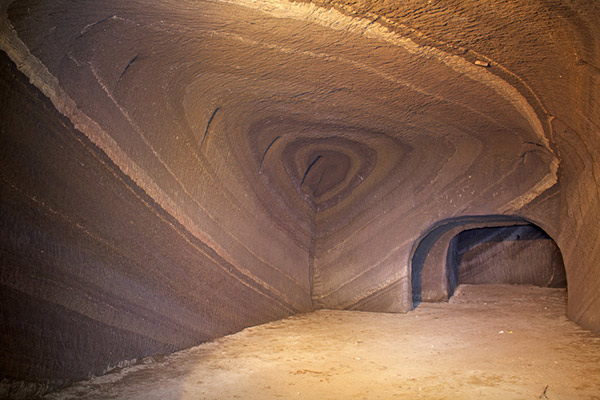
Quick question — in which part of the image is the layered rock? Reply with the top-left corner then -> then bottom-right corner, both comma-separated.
300,0 -> 600,334
0,0 -> 599,395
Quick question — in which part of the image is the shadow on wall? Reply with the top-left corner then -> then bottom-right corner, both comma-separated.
411,216 -> 566,308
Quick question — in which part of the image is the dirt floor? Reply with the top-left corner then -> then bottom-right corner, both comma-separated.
44,285 -> 600,400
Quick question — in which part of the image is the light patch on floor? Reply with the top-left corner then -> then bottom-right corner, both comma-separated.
45,285 -> 600,400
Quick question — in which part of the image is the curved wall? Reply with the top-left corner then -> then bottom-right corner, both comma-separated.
410,220 -> 567,306
0,0 -> 599,394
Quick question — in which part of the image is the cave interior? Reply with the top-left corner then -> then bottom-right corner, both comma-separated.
0,0 -> 599,397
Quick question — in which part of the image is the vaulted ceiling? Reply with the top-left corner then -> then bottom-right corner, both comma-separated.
1,0 -> 599,394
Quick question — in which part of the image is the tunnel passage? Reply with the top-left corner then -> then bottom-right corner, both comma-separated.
411,216 -> 566,307
447,225 -> 567,294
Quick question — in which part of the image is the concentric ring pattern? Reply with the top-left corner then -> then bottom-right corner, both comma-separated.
3,0 -> 557,312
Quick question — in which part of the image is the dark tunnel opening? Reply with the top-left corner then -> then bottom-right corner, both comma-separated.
411,217 -> 567,307
446,225 -> 567,299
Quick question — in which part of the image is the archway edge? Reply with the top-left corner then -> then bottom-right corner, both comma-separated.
409,214 -> 562,308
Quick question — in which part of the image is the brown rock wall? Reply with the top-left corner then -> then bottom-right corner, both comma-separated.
293,0 -> 600,332
0,47 -> 307,393
1,0 -> 599,394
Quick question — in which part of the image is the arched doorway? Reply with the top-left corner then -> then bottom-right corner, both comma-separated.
411,216 -> 566,307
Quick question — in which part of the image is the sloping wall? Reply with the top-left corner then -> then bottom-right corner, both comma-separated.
0,3 -> 313,391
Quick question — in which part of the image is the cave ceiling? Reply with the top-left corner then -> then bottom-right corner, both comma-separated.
2,0 -> 559,238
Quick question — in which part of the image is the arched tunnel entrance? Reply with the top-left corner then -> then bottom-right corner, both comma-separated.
411,216 -> 567,307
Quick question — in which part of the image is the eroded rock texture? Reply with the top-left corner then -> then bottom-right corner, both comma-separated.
0,0 -> 599,395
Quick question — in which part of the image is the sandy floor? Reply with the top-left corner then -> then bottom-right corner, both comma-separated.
45,285 -> 600,400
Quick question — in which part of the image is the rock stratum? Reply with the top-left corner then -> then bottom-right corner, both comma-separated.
0,0 -> 599,396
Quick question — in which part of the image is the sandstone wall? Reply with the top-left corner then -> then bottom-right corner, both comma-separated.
298,0 -> 600,333
1,0 -> 599,394
0,0 -> 317,392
